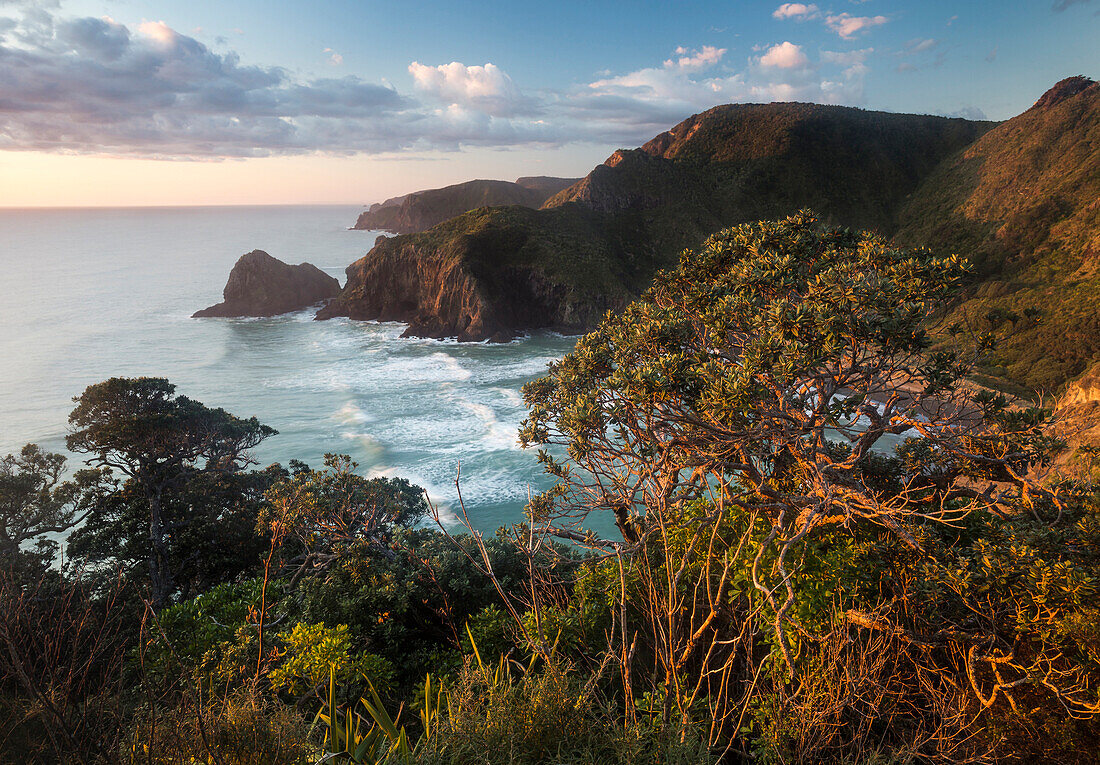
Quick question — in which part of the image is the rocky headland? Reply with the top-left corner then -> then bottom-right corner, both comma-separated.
317,205 -> 631,341
352,176 -> 580,235
323,101 -> 992,343
193,250 -> 340,318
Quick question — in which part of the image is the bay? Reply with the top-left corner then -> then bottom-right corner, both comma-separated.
0,205 -> 577,532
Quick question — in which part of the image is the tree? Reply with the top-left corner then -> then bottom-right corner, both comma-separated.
0,444 -> 106,577
259,453 -> 430,582
518,212 -> 1074,754
66,377 -> 276,606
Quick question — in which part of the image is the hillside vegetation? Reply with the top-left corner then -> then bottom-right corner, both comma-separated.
896,76 -> 1100,392
9,217 -> 1100,764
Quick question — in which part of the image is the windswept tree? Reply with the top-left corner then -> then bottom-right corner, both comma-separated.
66,377 -> 276,606
518,212 -> 1087,758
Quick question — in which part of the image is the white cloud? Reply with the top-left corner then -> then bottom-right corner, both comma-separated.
408,60 -> 534,117
324,47 -> 343,66
825,12 -> 888,39
663,45 -> 726,72
821,48 -> 873,78
772,3 -> 820,20
575,44 -> 870,144
943,106 -> 987,120
759,41 -> 809,69
136,19 -> 177,46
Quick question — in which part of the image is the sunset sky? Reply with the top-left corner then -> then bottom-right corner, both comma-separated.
1,0 -> 1097,207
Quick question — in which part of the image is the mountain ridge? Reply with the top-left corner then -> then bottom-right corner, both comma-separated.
324,78 -> 1097,394
352,176 -> 580,235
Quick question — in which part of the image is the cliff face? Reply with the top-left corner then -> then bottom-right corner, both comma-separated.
896,76 -> 1100,391
317,206 -> 635,340
193,250 -> 340,318
352,177 -> 580,234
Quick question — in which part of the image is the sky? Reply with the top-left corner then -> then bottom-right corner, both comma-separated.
0,0 -> 1097,206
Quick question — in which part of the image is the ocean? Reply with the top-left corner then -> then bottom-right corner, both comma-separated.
0,205 -> 578,533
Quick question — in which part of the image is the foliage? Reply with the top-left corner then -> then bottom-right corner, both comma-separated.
66,377 -> 276,606
0,567 -> 131,765
259,453 -> 430,580
0,444 -> 107,577
517,211 -> 1091,760
315,667 -> 428,764
68,466 -> 281,602
291,526 -> 570,689
416,650 -> 714,765
126,689 -> 316,765
270,623 -> 393,698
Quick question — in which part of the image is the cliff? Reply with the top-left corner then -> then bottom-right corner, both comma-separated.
193,250 -> 340,318
317,206 -> 636,340
325,102 -> 990,341
352,177 -> 580,234
896,76 -> 1100,391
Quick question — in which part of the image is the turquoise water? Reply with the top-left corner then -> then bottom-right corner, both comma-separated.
0,205 -> 578,532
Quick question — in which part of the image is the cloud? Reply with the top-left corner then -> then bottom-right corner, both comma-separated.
820,48 -> 873,66
894,38 -> 946,72
576,44 -> 870,144
772,3 -> 820,20
821,48 -> 873,78
324,48 -> 343,66
0,6 -> 874,159
1052,0 -> 1094,10
759,41 -> 809,69
0,8 -> 460,157
663,45 -> 726,72
408,60 -> 536,117
824,12 -> 888,39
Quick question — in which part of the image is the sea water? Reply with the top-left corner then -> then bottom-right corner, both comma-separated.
0,205 -> 578,533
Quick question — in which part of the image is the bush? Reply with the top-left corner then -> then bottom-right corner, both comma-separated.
127,690 -> 315,765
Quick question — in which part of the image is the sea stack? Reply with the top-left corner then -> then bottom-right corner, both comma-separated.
193,250 -> 341,318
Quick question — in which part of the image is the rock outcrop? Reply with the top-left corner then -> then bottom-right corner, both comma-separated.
352,177 -> 579,234
193,250 -> 340,318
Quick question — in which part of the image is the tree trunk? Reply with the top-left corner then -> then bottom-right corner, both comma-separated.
147,486 -> 173,608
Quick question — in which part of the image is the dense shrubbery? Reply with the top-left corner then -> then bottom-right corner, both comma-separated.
2,213 -> 1098,763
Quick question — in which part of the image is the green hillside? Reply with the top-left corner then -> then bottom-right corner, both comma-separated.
329,101 -> 991,339
896,76 -> 1100,392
